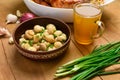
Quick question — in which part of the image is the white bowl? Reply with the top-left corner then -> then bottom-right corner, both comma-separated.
23,0 -> 73,23
23,0 -> 114,23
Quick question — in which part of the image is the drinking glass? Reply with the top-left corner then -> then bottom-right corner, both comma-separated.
73,3 -> 105,45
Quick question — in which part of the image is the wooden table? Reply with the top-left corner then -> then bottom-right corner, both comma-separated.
0,0 -> 120,80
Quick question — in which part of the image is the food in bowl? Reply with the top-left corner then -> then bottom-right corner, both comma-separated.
33,0 -> 105,8
33,0 -> 90,8
13,17 -> 71,60
19,24 -> 67,52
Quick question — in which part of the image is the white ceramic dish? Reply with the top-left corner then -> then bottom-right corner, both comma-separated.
23,0 -> 114,23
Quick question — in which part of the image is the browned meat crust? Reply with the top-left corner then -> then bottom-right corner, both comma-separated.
33,0 -> 90,8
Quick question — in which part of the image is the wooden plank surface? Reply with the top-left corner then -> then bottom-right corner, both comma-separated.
0,0 -> 120,80
0,40 -> 15,80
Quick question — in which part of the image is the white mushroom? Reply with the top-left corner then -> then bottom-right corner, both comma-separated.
34,25 -> 45,33
61,33 -> 67,41
33,43 -> 40,50
46,24 -> 56,34
54,41 -> 63,48
48,46 -> 56,51
43,41 -> 50,47
21,43 -> 25,48
24,30 -> 34,39
54,30 -> 62,37
28,47 -> 37,51
41,39 -> 46,43
55,33 -> 67,42
33,34 -> 42,43
21,34 -> 25,38
44,34 -> 55,43
41,40 -> 50,47
43,30 -> 49,37
19,38 -> 28,45
21,43 -> 31,49
39,43 -> 47,51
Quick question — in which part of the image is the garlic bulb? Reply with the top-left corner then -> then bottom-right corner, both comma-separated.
0,27 -> 11,37
6,14 -> 18,24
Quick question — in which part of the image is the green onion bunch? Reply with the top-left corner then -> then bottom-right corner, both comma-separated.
55,41 -> 120,80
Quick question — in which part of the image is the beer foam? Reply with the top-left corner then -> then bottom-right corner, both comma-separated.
75,6 -> 101,16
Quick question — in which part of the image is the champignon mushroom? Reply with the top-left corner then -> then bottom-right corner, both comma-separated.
43,30 -> 49,36
54,41 -> 63,48
55,33 -> 67,42
21,43 -> 31,50
46,24 -> 56,34
39,43 -> 47,51
19,38 -> 28,44
21,34 -> 25,38
24,30 -> 35,39
28,47 -> 37,51
54,30 -> 62,37
61,33 -> 67,41
33,43 -> 40,50
34,25 -> 44,33
33,34 -> 42,43
42,41 -> 50,47
44,34 -> 55,43
47,46 -> 56,51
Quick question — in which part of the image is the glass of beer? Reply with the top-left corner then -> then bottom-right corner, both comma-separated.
73,3 -> 105,45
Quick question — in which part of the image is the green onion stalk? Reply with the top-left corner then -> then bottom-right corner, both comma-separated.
54,41 -> 120,80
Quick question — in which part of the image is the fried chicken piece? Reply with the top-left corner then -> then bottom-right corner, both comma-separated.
51,0 -> 90,8
33,0 -> 41,4
33,0 -> 50,6
44,0 -> 51,3
33,0 -> 90,8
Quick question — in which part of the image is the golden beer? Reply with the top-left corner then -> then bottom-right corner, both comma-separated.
73,3 -> 103,45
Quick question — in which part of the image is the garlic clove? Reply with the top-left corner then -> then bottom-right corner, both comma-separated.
4,29 -> 11,37
16,10 -> 22,17
6,14 -> 18,24
8,37 -> 14,44
0,27 -> 6,36
0,33 -> 5,36
16,20 -> 20,24
0,27 -> 11,37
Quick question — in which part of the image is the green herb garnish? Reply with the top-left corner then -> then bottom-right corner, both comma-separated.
55,41 -> 120,80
